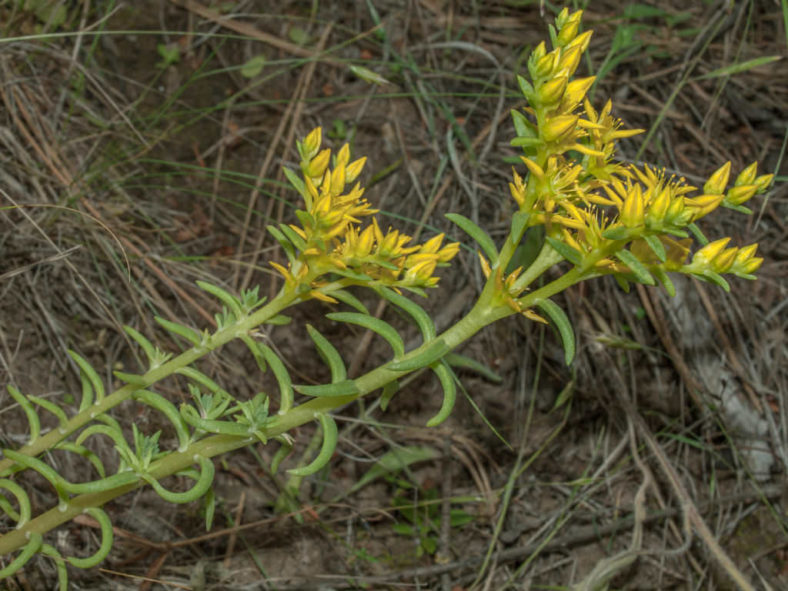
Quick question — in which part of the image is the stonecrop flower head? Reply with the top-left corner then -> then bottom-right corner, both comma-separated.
275,129 -> 459,298
503,7 -> 773,300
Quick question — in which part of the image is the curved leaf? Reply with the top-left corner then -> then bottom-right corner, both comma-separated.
68,349 -> 104,404
615,249 -> 656,286
288,413 -> 338,476
196,281 -> 242,319
155,317 -> 202,347
388,339 -> 450,372
294,379 -> 359,397
306,324 -> 347,383
426,361 -> 457,427
326,312 -> 405,357
445,213 -> 498,263
380,380 -> 399,411
258,344 -> 294,413
534,298 -> 575,365
379,287 -> 436,341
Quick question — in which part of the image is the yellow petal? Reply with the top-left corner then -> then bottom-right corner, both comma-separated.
478,252 -> 491,278
520,156 -> 545,180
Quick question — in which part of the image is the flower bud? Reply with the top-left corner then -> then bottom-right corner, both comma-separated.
302,127 -> 322,159
565,30 -> 592,54
647,187 -> 671,220
335,143 -> 350,168
534,50 -> 558,78
693,237 -> 730,267
713,247 -> 738,273
703,161 -> 731,195
537,76 -> 568,105
542,114 -> 578,142
620,185 -> 645,227
735,162 -> 758,186
557,18 -> 581,46
306,148 -> 331,179
754,173 -> 774,192
561,76 -> 595,110
726,184 -> 757,206
556,45 -> 583,78
345,157 -> 366,183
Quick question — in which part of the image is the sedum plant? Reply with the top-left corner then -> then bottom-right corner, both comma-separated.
0,9 -> 772,587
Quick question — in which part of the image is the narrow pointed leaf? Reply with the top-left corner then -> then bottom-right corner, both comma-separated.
155,317 -> 202,347
379,287 -> 436,340
380,380 -> 399,411
68,350 -> 104,403
426,361 -> 457,427
510,210 -> 531,243
7,385 -> 40,442
258,344 -> 294,413
123,326 -> 157,365
266,225 -> 295,262
615,249 -> 656,285
306,324 -> 346,383
445,213 -> 498,263
388,339 -> 450,372
330,289 -> 369,313
444,353 -> 502,383
545,236 -> 583,266
288,413 -> 338,476
534,298 -> 575,365
643,235 -> 666,262
326,312 -> 405,357
295,379 -> 359,397
196,281 -> 243,319
279,224 -> 307,250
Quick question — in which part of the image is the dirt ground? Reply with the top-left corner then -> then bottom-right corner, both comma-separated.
1,1 -> 786,589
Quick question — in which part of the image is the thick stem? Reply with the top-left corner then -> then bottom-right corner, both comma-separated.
0,284 -> 511,556
0,289 -> 299,477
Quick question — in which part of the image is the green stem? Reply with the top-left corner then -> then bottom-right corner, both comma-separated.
0,289 -> 299,477
0,261 -> 586,557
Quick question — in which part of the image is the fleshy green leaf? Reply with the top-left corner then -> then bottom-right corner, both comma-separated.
445,213 -> 498,263
510,210 -> 531,244
426,361 -> 457,427
615,249 -> 656,285
379,287 -> 436,341
388,339 -> 450,372
643,235 -> 666,262
330,289 -> 369,314
288,413 -> 338,476
534,298 -> 575,365
266,226 -> 295,262
601,226 -> 631,241
295,379 -> 360,397
545,236 -> 583,266
306,325 -> 346,383
196,281 -> 242,319
326,312 -> 405,357
380,380 -> 399,411
155,317 -> 202,347
444,353 -> 502,383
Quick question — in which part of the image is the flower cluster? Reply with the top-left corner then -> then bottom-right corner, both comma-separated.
275,128 -> 459,297
504,8 -> 772,298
